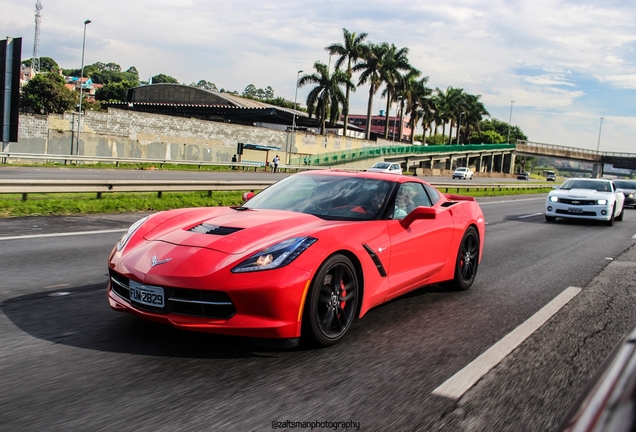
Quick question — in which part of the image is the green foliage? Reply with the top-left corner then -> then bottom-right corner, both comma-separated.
190,80 -> 217,91
151,73 -> 179,84
468,129 -> 505,144
480,118 -> 528,142
425,134 -> 450,145
96,82 -> 130,102
242,84 -> 275,100
20,73 -> 77,114
22,57 -> 60,72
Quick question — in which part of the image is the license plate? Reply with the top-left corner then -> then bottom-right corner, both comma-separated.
568,207 -> 583,213
129,280 -> 165,308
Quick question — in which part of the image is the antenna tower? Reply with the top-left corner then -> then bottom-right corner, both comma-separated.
32,1 -> 43,73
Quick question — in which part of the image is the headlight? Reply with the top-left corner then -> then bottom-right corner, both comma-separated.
597,199 -> 608,205
549,196 -> 559,202
116,216 -> 148,251
628,193 -> 635,199
232,237 -> 317,273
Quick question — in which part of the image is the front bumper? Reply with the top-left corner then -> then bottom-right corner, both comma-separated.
108,243 -> 314,340
545,201 -> 614,221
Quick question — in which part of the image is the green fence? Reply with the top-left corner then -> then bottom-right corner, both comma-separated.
291,143 -> 516,166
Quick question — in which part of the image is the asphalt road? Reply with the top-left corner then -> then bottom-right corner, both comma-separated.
1,195 -> 635,431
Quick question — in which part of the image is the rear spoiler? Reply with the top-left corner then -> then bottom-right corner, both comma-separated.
444,194 -> 475,202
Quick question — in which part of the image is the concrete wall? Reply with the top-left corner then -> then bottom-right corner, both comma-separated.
9,109 -> 387,165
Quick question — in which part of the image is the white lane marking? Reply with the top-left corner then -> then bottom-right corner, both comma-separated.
0,229 -> 127,241
517,213 -> 544,219
432,286 -> 582,399
632,233 -> 636,239
478,197 -> 545,205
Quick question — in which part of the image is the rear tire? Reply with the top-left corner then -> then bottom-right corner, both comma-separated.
444,227 -> 479,291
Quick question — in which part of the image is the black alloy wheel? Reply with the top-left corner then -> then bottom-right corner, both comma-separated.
445,226 -> 480,291
304,254 -> 359,347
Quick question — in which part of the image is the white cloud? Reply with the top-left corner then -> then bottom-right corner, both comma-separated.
2,0 -> 636,153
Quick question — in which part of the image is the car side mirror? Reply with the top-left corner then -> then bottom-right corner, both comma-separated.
400,206 -> 436,228
242,191 -> 255,202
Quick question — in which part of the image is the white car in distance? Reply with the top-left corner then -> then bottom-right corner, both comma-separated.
368,162 -> 402,175
452,167 -> 474,180
545,178 -> 625,225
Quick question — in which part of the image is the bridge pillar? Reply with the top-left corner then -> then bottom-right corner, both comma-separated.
592,163 -> 604,178
507,152 -> 516,174
499,153 -> 505,173
446,156 -> 454,170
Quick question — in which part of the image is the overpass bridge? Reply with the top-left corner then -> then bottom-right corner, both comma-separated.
516,140 -> 636,177
292,141 -> 636,177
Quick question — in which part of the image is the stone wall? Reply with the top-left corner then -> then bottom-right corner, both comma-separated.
10,109 -> 386,165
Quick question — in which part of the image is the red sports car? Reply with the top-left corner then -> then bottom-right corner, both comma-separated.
108,170 -> 485,347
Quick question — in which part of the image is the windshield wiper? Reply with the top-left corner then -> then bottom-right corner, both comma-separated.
231,206 -> 251,211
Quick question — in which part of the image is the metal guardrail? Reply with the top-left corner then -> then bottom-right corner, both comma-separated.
0,179 -> 553,201
0,152 -> 312,173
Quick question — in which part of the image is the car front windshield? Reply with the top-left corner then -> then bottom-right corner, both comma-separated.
614,181 -> 636,190
560,180 -> 611,192
241,174 -> 393,221
372,163 -> 390,169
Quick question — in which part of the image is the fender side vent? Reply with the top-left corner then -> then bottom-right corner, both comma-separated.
363,244 -> 387,277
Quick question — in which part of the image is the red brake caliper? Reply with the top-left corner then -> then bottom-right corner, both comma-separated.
339,279 -> 346,316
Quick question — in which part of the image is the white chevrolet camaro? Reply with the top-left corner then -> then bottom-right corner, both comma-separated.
545,178 -> 625,225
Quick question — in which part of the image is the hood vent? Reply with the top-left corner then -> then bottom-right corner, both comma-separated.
189,223 -> 244,236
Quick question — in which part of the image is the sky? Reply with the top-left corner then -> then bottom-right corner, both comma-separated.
2,0 -> 636,154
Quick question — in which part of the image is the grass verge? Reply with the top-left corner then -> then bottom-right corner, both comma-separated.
0,187 -> 552,218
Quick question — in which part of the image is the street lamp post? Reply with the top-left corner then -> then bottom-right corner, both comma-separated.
289,69 -> 303,164
507,100 -> 515,144
75,19 -> 91,156
596,117 -> 605,152
456,111 -> 465,145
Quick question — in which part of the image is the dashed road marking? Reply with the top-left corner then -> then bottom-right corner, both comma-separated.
517,213 -> 544,219
432,286 -> 582,399
0,229 -> 127,241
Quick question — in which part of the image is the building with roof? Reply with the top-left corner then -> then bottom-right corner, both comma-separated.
102,83 -> 367,138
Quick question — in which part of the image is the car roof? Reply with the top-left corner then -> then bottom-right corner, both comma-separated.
296,169 -> 419,184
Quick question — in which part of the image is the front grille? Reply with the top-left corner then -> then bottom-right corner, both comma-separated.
555,209 -> 597,216
558,198 -> 597,205
109,270 -> 236,319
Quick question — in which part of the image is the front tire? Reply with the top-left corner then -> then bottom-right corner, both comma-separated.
616,207 -> 624,221
545,215 -> 556,222
605,205 -> 615,226
303,254 -> 359,347
444,227 -> 480,291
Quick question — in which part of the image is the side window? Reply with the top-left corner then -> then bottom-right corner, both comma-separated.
424,184 -> 441,205
393,183 -> 432,219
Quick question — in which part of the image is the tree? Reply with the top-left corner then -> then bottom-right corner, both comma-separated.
405,76 -> 433,143
478,118 -> 528,143
298,61 -> 351,135
20,72 -> 77,114
95,82 -> 130,102
191,80 -> 217,91
22,56 -> 60,72
326,28 -> 368,136
380,44 -> 413,139
354,42 -> 389,139
151,74 -> 179,84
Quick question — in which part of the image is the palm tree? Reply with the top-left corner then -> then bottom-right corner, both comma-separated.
461,93 -> 489,142
393,68 -> 421,142
379,44 -> 412,139
298,61 -> 352,135
404,76 -> 432,143
325,28 -> 368,136
353,42 -> 389,140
